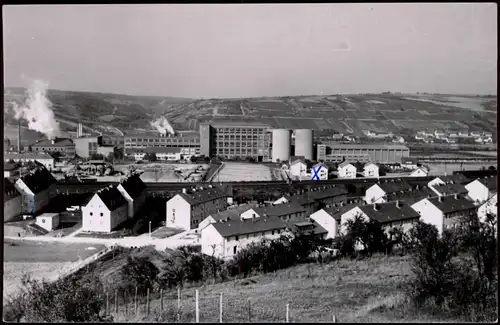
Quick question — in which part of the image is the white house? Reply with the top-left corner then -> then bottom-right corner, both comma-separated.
429,183 -> 469,197
410,167 -> 428,177
337,162 -> 357,179
200,217 -> 287,259
240,202 -> 306,222
363,162 -> 379,178
309,209 -> 339,239
4,152 -> 55,171
116,172 -> 147,218
198,202 -> 258,231
14,166 -> 57,215
311,163 -> 328,180
477,194 -> 497,224
4,178 -> 22,222
364,180 -> 413,204
411,195 -> 477,236
81,185 -> 129,233
36,213 -> 60,232
290,159 -> 308,179
465,179 -> 494,203
166,186 -> 230,231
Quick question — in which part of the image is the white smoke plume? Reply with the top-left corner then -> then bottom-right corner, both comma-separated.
150,116 -> 175,135
12,79 -> 61,140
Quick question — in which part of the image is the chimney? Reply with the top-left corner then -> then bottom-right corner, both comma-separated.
182,188 -> 187,194
51,139 -> 55,145
396,200 -> 401,208
373,203 -> 378,211
17,120 -> 21,153
454,193 -> 459,199
438,196 -> 444,202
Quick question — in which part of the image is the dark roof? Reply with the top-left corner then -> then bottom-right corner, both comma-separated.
254,202 -> 305,218
289,156 -> 305,162
284,220 -> 328,235
209,202 -> 259,222
478,176 -> 498,191
427,195 -> 477,214
401,157 -> 419,165
432,183 -> 468,195
95,185 -> 128,211
32,137 -> 74,147
212,216 -> 287,237
376,180 -> 413,194
338,161 -> 355,169
4,162 -> 19,171
179,186 -> 229,205
385,186 -> 436,205
4,152 -> 54,160
290,186 -> 348,205
360,201 -> 420,223
323,203 -> 359,221
18,166 -> 57,194
119,173 -> 146,199
438,174 -> 471,185
4,178 -> 21,201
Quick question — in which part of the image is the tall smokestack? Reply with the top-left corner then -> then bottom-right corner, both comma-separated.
17,120 -> 21,153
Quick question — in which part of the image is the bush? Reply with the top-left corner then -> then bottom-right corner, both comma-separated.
3,274 -> 105,322
120,256 -> 159,295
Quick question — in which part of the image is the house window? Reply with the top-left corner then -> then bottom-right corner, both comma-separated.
235,235 -> 239,241
90,212 -> 93,216
272,230 -> 275,235
42,219 -> 46,223
100,213 -> 103,217
233,246 -> 237,254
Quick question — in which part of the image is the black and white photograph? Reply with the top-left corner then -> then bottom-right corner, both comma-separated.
2,3 -> 497,323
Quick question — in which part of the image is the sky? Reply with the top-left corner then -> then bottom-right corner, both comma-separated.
3,3 -> 497,98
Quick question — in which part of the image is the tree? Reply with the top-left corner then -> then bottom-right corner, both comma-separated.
144,153 -> 157,162
120,256 -> 159,294
190,155 -> 198,163
113,147 -> 124,161
89,153 -> 104,160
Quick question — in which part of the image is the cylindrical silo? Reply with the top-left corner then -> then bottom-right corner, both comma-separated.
294,129 -> 314,160
271,129 -> 291,162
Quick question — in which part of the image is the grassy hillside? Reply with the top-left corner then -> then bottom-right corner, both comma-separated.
75,250 -> 461,323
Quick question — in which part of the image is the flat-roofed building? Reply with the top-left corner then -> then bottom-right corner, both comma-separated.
317,143 -> 410,164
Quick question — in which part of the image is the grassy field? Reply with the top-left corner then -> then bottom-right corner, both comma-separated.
215,162 -> 272,182
104,254 -> 462,323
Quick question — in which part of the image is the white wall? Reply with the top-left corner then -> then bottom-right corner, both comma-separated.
4,196 -> 22,222
364,184 -> 386,204
338,165 -> 357,178
200,224 -> 226,258
166,194 -> 191,230
273,197 -> 289,204
198,215 -> 216,231
290,162 -> 308,178
410,168 -> 427,177
478,194 -> 497,223
309,209 -> 338,239
465,180 -> 490,203
240,208 -> 260,220
363,165 -> 379,178
116,185 -> 146,218
428,177 -> 446,188
15,180 -> 51,214
81,194 -> 128,233
36,215 -> 60,231
411,199 -> 444,235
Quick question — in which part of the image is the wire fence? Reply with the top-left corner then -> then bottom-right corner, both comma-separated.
96,287 -> 339,323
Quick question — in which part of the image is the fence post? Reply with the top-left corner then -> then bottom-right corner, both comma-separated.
219,293 -> 223,323
195,289 -> 199,323
146,288 -> 150,316
134,287 -> 138,316
160,289 -> 164,312
332,314 -> 336,323
115,290 -> 118,315
125,290 -> 128,316
286,303 -> 289,323
248,299 -> 251,322
106,292 -> 109,316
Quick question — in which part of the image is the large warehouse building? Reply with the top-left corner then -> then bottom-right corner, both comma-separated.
317,143 -> 410,163
123,131 -> 200,157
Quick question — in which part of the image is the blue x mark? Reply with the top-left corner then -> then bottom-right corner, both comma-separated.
312,165 -> 322,181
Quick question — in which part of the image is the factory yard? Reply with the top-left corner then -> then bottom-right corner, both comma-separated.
136,163 -> 209,182
214,162 -> 273,182
3,240 -> 106,300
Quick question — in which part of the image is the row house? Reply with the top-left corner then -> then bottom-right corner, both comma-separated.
364,180 -> 413,204
337,162 -> 357,179
465,176 -> 497,203
166,186 -> 231,230
240,202 -> 306,222
274,185 -> 348,214
363,162 -> 379,178
309,203 -> 358,239
116,173 -> 147,218
198,202 -> 258,231
4,178 -> 22,222
14,166 -> 58,215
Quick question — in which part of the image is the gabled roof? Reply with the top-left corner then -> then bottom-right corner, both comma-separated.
4,152 -> 54,160
290,186 -> 348,205
338,161 -> 356,169
426,195 -> 476,214
253,202 -> 305,218
437,174 -> 471,185
359,201 -> 420,223
322,203 -> 359,221
290,159 -> 307,166
313,162 -> 327,169
364,162 -> 378,169
32,138 -> 74,147
4,178 -> 21,201
209,202 -> 259,222
212,216 -> 287,237
179,187 -> 229,205
385,187 -> 437,205
432,183 -> 469,195
18,166 -> 57,194
376,180 -> 413,194
478,176 -> 497,192
95,185 -> 128,211
119,173 -> 147,199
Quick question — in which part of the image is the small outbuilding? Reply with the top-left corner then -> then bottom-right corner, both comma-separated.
36,213 -> 60,232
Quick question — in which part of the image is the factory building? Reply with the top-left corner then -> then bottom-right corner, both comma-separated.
317,143 -> 410,164
30,138 -> 76,158
293,129 -> 314,161
271,129 -> 291,162
199,121 -> 271,162
73,136 -> 103,159
123,132 -> 200,156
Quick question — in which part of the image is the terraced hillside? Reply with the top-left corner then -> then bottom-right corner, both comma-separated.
4,88 -> 496,137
